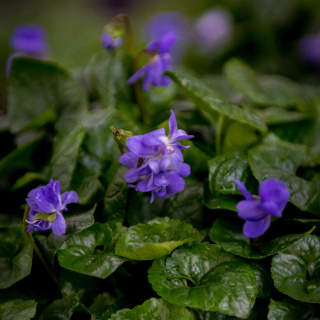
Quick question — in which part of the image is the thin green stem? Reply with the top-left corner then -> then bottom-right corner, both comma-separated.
215,114 -> 225,154
115,14 -> 135,56
133,49 -> 145,123
23,206 -> 58,285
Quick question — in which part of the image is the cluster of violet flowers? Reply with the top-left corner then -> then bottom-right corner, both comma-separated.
119,110 -> 194,203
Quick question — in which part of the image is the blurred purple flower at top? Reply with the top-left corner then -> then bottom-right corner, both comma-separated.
6,24 -> 49,78
144,11 -> 190,64
235,179 -> 290,238
101,33 -> 123,50
193,8 -> 233,55
26,179 -> 78,236
298,32 -> 320,67
128,32 -> 177,91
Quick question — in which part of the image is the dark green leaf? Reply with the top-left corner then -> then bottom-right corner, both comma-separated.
208,152 -> 248,194
182,140 -> 210,173
104,298 -> 194,320
166,70 -> 267,131
271,235 -> 320,303
90,292 -> 117,320
148,243 -> 257,318
40,294 -> 79,320
248,134 -> 319,214
8,58 -> 88,133
58,223 -> 127,278
209,215 -> 314,259
0,300 -> 37,320
11,172 -> 45,191
0,215 -> 23,228
115,217 -> 200,260
267,298 -> 301,320
0,226 -> 33,289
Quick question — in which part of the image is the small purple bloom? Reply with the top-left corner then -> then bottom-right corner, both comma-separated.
6,24 -> 49,78
119,110 -> 193,202
235,179 -> 290,238
128,33 -> 177,91
101,33 -> 123,50
26,179 -> 78,236
298,32 -> 320,67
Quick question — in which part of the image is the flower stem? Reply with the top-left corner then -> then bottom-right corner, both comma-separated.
115,14 -> 134,56
215,114 -> 225,154
250,237 -> 261,252
23,206 -> 59,285
133,49 -> 145,123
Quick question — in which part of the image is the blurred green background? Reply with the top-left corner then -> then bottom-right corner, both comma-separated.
1,0 -> 320,114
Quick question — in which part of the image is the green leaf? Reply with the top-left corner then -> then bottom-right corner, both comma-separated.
58,222 -> 127,278
271,234 -> 320,303
0,300 -> 37,320
34,211 -> 57,222
246,260 -> 272,299
0,215 -> 23,228
223,58 -> 317,107
20,108 -> 55,132
0,226 -> 33,289
148,243 -> 257,318
50,124 -> 86,190
267,298 -> 301,320
89,292 -> 117,320
40,294 -> 79,320
104,298 -> 194,320
166,70 -> 267,131
115,217 -> 200,260
208,152 -> 249,194
8,58 -> 88,133
248,134 -> 319,214
11,172 -> 45,191
209,215 -> 314,259
35,205 -> 95,264
103,163 -> 128,222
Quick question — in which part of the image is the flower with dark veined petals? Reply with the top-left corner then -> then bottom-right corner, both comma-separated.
101,33 -> 123,50
6,24 -> 49,78
128,32 -> 177,91
235,179 -> 290,238
25,179 -> 78,236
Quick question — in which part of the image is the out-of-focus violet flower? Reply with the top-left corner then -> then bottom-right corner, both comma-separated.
298,32 -> 320,67
25,179 -> 78,236
119,110 -> 194,202
193,8 -> 233,55
6,24 -> 49,78
101,33 -> 123,50
144,11 -> 190,64
235,179 -> 290,238
128,32 -> 177,91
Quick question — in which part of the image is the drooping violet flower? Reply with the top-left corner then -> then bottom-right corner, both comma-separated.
128,32 -> 177,91
6,25 -> 49,78
101,33 -> 123,50
298,32 -> 320,67
119,110 -> 193,202
25,179 -> 78,236
193,8 -> 233,55
235,179 -> 290,238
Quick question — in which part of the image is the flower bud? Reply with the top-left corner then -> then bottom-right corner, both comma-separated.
110,126 -> 133,154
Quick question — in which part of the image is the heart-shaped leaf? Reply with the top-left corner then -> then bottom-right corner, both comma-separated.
209,215 -> 314,259
148,243 -> 257,318
0,300 -> 37,320
271,235 -> 320,303
115,217 -> 200,260
104,298 -> 194,320
0,226 -> 33,289
58,222 -> 127,278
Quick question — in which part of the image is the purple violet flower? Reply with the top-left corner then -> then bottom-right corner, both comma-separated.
119,110 -> 193,202
128,32 -> 177,91
298,32 -> 320,67
101,33 -> 123,50
6,24 -> 49,78
25,179 -> 78,236
235,179 -> 290,238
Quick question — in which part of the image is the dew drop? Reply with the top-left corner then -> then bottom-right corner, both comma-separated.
229,281 -> 235,287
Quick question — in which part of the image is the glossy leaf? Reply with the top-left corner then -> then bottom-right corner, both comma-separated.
40,294 -> 79,320
209,215 -> 314,259
148,243 -> 257,318
0,300 -> 37,320
58,222 -> 127,278
0,226 -> 33,289
248,134 -> 319,214
182,140 -> 210,173
115,217 -> 200,260
271,235 -> 320,303
166,70 -> 267,131
267,298 -> 301,320
208,152 -> 249,194
89,292 -> 117,320
104,298 -> 194,320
